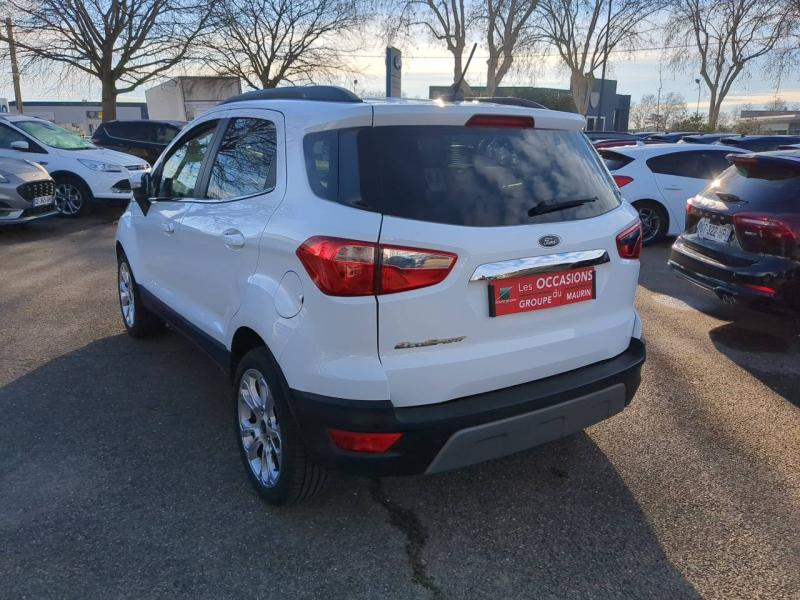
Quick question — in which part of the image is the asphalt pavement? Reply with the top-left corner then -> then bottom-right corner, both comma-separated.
1,211 -> 798,600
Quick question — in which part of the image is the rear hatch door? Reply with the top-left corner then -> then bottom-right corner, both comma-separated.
368,106 -> 642,406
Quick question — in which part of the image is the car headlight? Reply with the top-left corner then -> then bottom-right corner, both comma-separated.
78,158 -> 123,173
0,173 -> 8,183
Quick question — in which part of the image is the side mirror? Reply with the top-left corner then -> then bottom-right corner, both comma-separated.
132,172 -> 152,215
10,140 -> 29,152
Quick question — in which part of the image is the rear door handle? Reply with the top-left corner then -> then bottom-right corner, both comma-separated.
663,186 -> 682,191
160,221 -> 175,234
222,229 -> 245,248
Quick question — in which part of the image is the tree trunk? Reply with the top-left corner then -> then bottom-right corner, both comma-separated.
486,57 -> 499,96
707,89 -> 719,131
570,70 -> 593,116
101,79 -> 117,122
453,49 -> 464,84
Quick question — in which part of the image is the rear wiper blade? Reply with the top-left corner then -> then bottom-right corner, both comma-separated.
714,192 -> 747,203
528,197 -> 597,217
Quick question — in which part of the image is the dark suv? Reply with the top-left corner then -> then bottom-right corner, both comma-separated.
669,150 -> 800,312
91,120 -> 185,165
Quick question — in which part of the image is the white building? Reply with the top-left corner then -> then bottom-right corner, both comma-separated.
739,110 -> 800,135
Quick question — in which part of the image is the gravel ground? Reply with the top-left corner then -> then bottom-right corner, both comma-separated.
1,211 -> 798,599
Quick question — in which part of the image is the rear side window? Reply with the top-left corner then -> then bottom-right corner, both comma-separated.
647,151 -> 708,179
698,151 -> 734,179
305,126 -> 621,226
600,151 -> 634,171
206,118 -> 277,200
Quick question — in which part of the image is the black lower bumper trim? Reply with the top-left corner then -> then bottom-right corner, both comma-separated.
289,338 -> 645,476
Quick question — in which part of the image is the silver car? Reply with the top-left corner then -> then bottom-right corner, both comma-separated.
0,157 -> 56,225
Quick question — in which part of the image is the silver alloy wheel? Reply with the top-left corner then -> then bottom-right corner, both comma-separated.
238,368 -> 282,487
118,262 -> 135,328
638,206 -> 661,243
54,182 -> 84,216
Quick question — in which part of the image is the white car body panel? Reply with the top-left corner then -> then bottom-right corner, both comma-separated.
377,204 -> 640,406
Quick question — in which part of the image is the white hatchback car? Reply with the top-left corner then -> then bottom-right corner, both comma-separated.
599,143 -> 747,243
116,86 -> 646,505
0,114 -> 150,217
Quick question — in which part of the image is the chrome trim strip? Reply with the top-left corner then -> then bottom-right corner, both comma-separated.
470,249 -> 610,282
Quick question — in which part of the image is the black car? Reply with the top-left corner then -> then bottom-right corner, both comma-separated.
584,131 -> 641,141
679,133 -> 730,144
91,120 -> 185,165
669,150 -> 800,312
646,131 -> 701,143
719,135 -> 800,152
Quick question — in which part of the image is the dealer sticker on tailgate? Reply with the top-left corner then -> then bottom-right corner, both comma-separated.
489,267 -> 596,317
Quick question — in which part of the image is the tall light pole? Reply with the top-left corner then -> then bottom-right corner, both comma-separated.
5,18 -> 23,114
596,0 -> 613,130
695,78 -> 701,117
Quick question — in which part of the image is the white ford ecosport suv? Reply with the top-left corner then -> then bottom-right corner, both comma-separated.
115,86 -> 645,505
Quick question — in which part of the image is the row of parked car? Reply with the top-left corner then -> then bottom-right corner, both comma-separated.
582,130 -> 800,244
0,115 -> 183,224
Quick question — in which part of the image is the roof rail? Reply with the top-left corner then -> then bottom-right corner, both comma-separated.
472,97 -> 547,110
221,85 -> 362,105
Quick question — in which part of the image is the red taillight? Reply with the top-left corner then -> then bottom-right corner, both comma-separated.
296,237 -> 376,296
616,221 -> 642,259
733,213 -> 800,257
379,244 -> 457,294
466,114 -> 535,128
328,429 -> 403,453
612,175 -> 633,188
296,236 -> 457,296
686,197 -> 702,218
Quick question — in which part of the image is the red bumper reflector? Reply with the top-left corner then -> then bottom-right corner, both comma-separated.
328,429 -> 403,453
742,284 -> 776,297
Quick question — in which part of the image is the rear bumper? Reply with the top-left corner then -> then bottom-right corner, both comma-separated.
668,237 -> 800,307
289,337 -> 645,476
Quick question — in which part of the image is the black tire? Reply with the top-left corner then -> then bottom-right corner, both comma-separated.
117,254 -> 164,338
234,347 -> 328,506
634,200 -> 668,245
54,175 -> 93,218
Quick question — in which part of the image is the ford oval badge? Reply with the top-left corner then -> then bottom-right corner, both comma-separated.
538,234 -> 561,248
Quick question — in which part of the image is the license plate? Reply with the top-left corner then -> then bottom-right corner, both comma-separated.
489,267 -> 596,317
33,195 -> 54,207
696,218 -> 732,243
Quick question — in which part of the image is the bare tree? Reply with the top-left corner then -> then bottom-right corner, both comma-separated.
207,0 -> 364,90
389,0 -> 473,82
668,0 -> 793,130
630,92 -> 686,130
481,0 -> 539,95
0,0 -> 211,121
536,0 -> 663,115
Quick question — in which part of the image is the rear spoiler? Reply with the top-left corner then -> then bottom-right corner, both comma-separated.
727,152 -> 800,176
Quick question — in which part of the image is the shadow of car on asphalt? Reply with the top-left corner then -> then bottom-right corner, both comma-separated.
0,331 -> 700,599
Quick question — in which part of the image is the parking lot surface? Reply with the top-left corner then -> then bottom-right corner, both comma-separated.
1,212 -> 798,599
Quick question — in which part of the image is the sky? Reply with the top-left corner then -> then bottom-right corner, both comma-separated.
2,39 -> 798,115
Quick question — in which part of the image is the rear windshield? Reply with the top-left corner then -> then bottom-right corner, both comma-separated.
703,159 -> 800,204
304,126 -> 621,226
